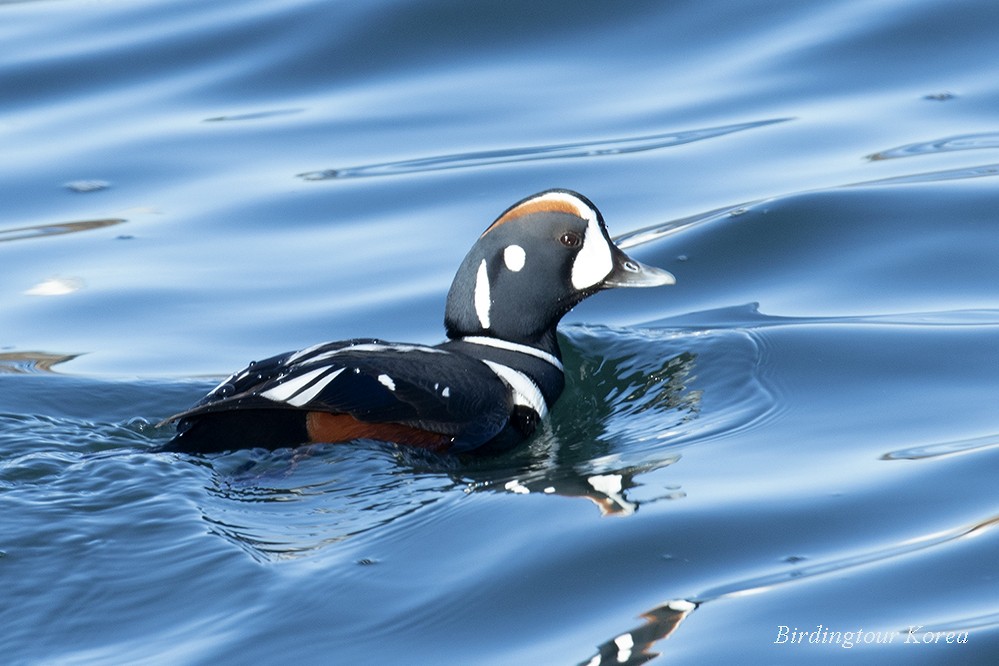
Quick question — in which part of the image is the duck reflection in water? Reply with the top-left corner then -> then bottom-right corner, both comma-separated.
579,599 -> 699,666
196,339 -> 700,561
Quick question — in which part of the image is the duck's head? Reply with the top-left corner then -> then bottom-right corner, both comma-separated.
444,189 -> 675,346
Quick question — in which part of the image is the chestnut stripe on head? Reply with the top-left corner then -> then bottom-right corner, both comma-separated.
482,190 -> 595,236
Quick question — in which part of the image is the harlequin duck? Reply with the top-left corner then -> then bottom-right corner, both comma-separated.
161,189 -> 674,454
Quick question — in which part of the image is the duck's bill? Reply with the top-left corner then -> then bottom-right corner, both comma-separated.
603,247 -> 676,288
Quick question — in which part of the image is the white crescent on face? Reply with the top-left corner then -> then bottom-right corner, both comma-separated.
570,206 -> 613,290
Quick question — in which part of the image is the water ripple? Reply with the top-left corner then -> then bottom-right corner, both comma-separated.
614,201 -> 762,250
881,432 -> 999,461
203,108 -> 303,122
694,512 -> 999,603
296,118 -> 791,180
847,162 -> 999,187
198,445 -> 458,562
918,610 -> 999,634
868,131 -> 999,161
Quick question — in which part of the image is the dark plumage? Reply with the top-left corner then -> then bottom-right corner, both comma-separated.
161,189 -> 674,454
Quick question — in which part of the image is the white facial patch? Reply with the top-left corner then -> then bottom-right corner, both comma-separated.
503,244 -> 526,272
571,213 -> 614,290
474,258 -> 491,329
377,373 -> 396,391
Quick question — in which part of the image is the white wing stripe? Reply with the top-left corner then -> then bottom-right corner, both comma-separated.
303,343 -> 446,365
285,342 -> 331,364
261,365 -> 348,406
260,366 -> 329,403
286,367 -> 346,407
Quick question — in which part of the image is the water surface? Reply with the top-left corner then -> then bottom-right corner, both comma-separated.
3,0 -> 999,663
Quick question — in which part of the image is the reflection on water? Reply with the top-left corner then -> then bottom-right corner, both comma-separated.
579,599 -> 698,666
545,332 -> 702,464
499,460 -> 684,517
0,350 -> 80,373
201,447 -> 678,561
0,218 -> 125,243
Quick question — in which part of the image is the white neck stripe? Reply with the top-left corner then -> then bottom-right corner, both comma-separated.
460,336 -> 564,371
482,361 -> 549,419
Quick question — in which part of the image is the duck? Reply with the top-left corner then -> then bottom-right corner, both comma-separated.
161,189 -> 674,454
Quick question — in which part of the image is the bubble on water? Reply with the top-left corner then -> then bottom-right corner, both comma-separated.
64,180 -> 110,193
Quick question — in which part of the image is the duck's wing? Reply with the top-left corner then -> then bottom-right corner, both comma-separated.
164,339 -> 514,449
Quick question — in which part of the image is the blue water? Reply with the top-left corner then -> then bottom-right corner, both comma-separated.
3,0 -> 999,663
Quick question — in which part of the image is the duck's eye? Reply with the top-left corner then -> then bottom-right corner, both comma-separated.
559,232 -> 582,248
